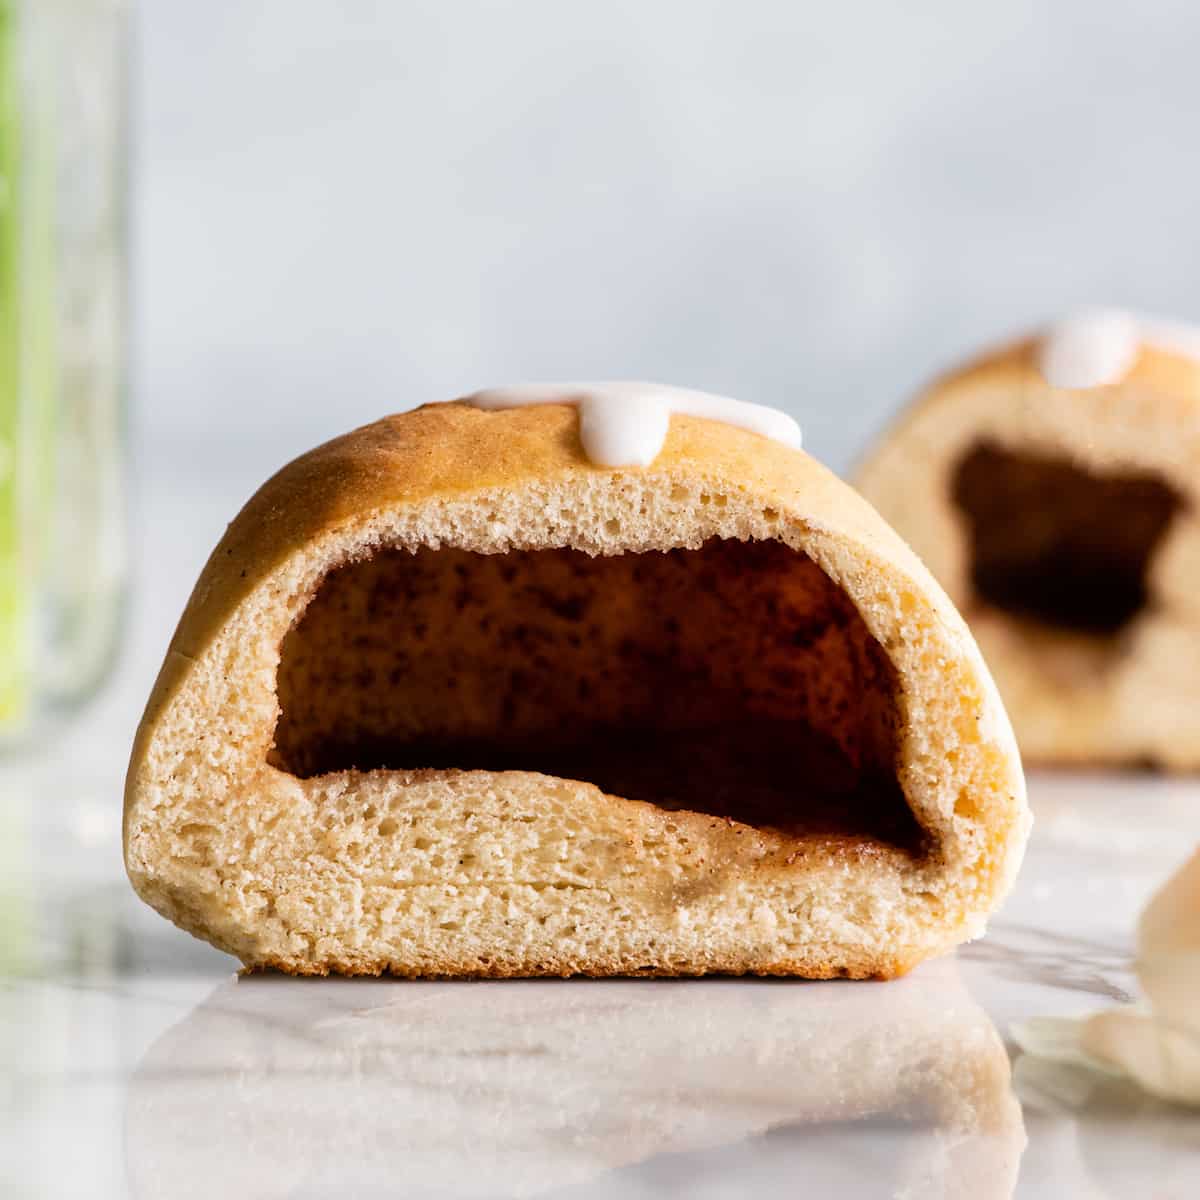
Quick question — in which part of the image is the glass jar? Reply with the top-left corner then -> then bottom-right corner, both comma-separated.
0,0 -> 129,746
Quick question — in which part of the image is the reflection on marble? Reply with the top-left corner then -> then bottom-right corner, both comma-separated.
125,961 -> 1022,1199
1015,1055 -> 1200,1197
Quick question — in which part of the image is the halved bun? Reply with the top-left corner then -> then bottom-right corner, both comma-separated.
124,401 -> 1027,978
857,333 -> 1200,768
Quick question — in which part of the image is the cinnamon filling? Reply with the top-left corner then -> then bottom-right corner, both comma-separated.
270,539 -> 922,854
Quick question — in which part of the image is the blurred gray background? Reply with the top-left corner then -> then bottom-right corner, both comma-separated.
137,0 -> 1200,482
115,0 -> 1200,723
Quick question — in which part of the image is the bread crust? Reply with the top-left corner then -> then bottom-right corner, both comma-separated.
125,402 -> 1028,977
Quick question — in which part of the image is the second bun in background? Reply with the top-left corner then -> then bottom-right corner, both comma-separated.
858,311 -> 1200,770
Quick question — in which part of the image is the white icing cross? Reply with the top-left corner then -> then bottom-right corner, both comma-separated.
463,382 -> 802,468
1038,308 -> 1200,389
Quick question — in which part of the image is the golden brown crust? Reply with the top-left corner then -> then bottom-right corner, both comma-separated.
125,401 -> 1028,978
246,955 -> 919,981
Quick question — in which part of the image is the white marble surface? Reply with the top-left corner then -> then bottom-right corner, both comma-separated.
3,753 -> 1200,1197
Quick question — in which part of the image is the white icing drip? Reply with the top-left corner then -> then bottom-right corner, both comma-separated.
1038,310 -> 1141,388
464,382 -> 802,468
1038,308 -> 1200,388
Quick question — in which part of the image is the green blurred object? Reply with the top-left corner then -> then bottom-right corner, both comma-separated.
0,0 -> 128,746
0,0 -> 29,727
